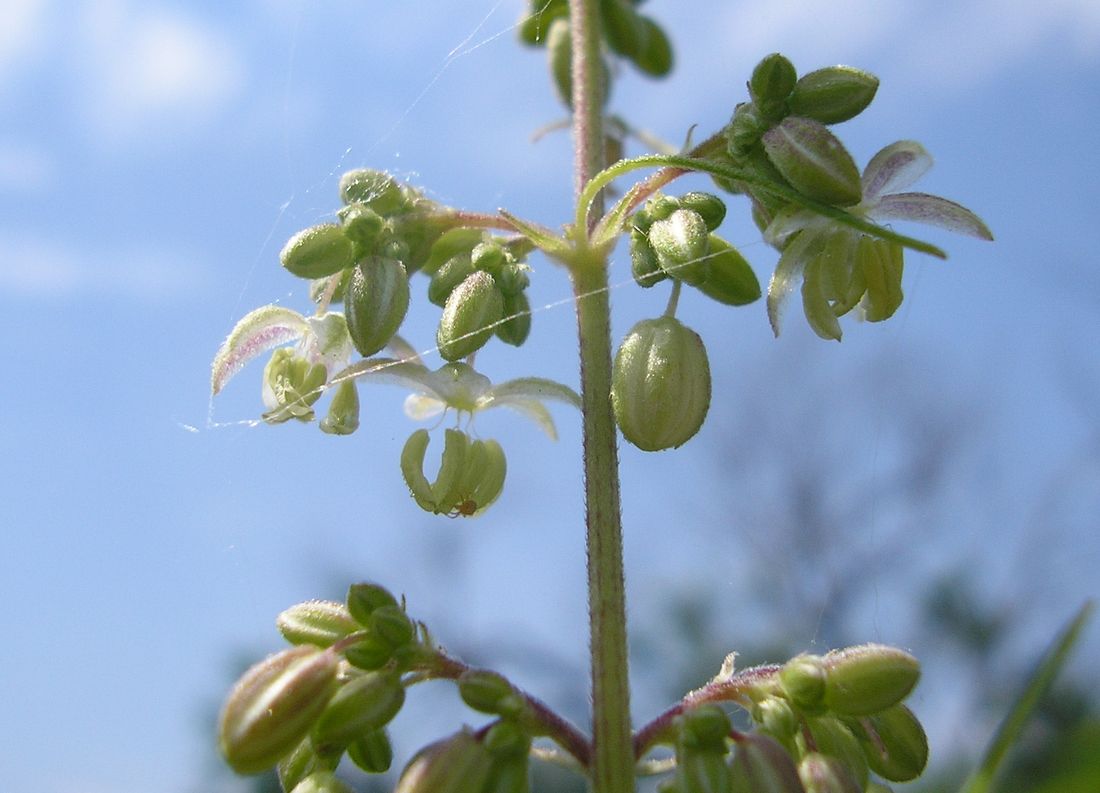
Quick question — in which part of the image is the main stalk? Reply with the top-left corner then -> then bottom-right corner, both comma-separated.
569,2 -> 634,792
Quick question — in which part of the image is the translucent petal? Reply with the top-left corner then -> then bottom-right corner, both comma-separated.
484,397 -> 559,440
404,394 -> 446,421
766,228 -> 826,337
330,357 -> 442,398
211,305 -> 309,395
861,141 -> 932,202
480,377 -> 582,410
763,204 -> 823,249
871,193 -> 994,240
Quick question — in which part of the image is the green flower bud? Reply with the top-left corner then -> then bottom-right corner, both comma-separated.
278,737 -> 339,792
319,379 -> 360,436
437,271 -> 504,361
728,103 -> 768,155
497,291 -> 532,347
395,729 -> 494,793
428,253 -> 476,307
611,316 -> 712,452
762,117 -> 862,206
348,728 -> 394,774
779,654 -> 827,712
496,261 -> 531,296
801,717 -> 868,789
218,646 -> 340,775
312,670 -> 406,755
752,697 -> 798,741
822,644 -> 920,716
750,53 -> 798,106
856,237 -> 903,322
262,348 -> 327,424
459,669 -> 516,715
380,236 -> 410,262
640,194 -> 682,229
798,753 -> 861,793
339,169 -> 406,215
681,705 -> 732,750
280,224 -> 357,280
342,635 -> 393,671
679,192 -> 727,232
692,235 -> 760,306
345,258 -> 411,357
845,705 -> 928,782
290,771 -> 354,793
633,15 -> 673,76
472,241 -> 507,276
648,208 -> 711,285
630,228 -> 668,288
368,604 -> 416,648
337,204 -> 384,250
729,733 -> 805,793
483,721 -> 530,759
277,600 -> 359,648
788,66 -> 879,125
346,582 -> 399,626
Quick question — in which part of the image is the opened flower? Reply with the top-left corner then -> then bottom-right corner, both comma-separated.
763,140 -> 993,340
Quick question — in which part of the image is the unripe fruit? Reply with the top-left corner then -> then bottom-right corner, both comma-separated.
280,224 -> 357,280
437,271 -> 504,361
276,600 -> 359,648
611,317 -> 711,452
789,66 -> 879,125
822,644 -> 920,716
219,646 -> 340,774
345,258 -> 410,357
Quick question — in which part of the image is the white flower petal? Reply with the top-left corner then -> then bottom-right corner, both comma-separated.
861,141 -> 932,202
211,305 -> 309,394
766,227 -> 826,337
763,204 -> 823,249
871,193 -> 994,240
481,377 -> 581,411
404,394 -> 446,421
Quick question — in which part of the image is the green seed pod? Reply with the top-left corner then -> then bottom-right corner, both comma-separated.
290,771 -> 355,793
750,53 -> 798,106
262,349 -> 327,425
752,697 -> 798,741
346,582 -> 399,626
601,0 -> 645,58
429,253 -> 476,307
437,271 -> 504,361
779,654 -> 827,712
633,16 -> 673,76
471,240 -> 507,276
218,646 -> 340,775
342,635 -> 393,671
801,717 -> 868,789
278,737 -> 339,792
729,733 -> 804,793
338,204 -> 384,250
368,604 -> 416,648
857,237 -> 904,323
798,753 -> 861,793
395,729 -> 495,793
497,291 -> 532,346
339,169 -> 406,215
277,600 -> 359,648
822,644 -> 920,716
319,379 -> 360,436
348,728 -> 394,774
311,671 -> 405,755
630,228 -> 668,288
681,705 -> 732,751
762,117 -> 862,206
496,261 -> 530,296
345,258 -> 411,357
648,208 -> 711,285
846,705 -> 928,782
679,192 -> 727,232
727,102 -> 768,156
789,66 -> 879,125
459,669 -> 516,715
611,316 -> 712,452
280,224 -> 357,280
693,235 -> 761,306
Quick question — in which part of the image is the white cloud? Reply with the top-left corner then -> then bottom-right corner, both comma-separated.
0,230 -> 207,301
72,0 -> 245,142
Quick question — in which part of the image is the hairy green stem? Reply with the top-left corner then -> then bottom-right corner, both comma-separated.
570,2 -> 635,792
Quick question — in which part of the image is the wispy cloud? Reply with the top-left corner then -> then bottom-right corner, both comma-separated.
0,230 -> 208,302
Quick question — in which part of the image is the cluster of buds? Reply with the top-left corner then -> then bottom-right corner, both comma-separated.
715,54 -> 991,339
218,583 -> 420,791
656,644 -> 926,793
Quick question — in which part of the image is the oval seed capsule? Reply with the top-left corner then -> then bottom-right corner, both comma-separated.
281,224 -> 357,280
345,258 -> 411,357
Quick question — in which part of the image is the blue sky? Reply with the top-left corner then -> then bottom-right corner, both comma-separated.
2,1 -> 1099,792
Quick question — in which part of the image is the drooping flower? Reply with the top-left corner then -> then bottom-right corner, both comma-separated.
763,140 -> 993,340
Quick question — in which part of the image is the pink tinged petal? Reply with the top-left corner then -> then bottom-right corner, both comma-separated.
211,305 -> 310,395
861,141 -> 932,202
767,227 -> 828,337
872,193 -> 994,240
